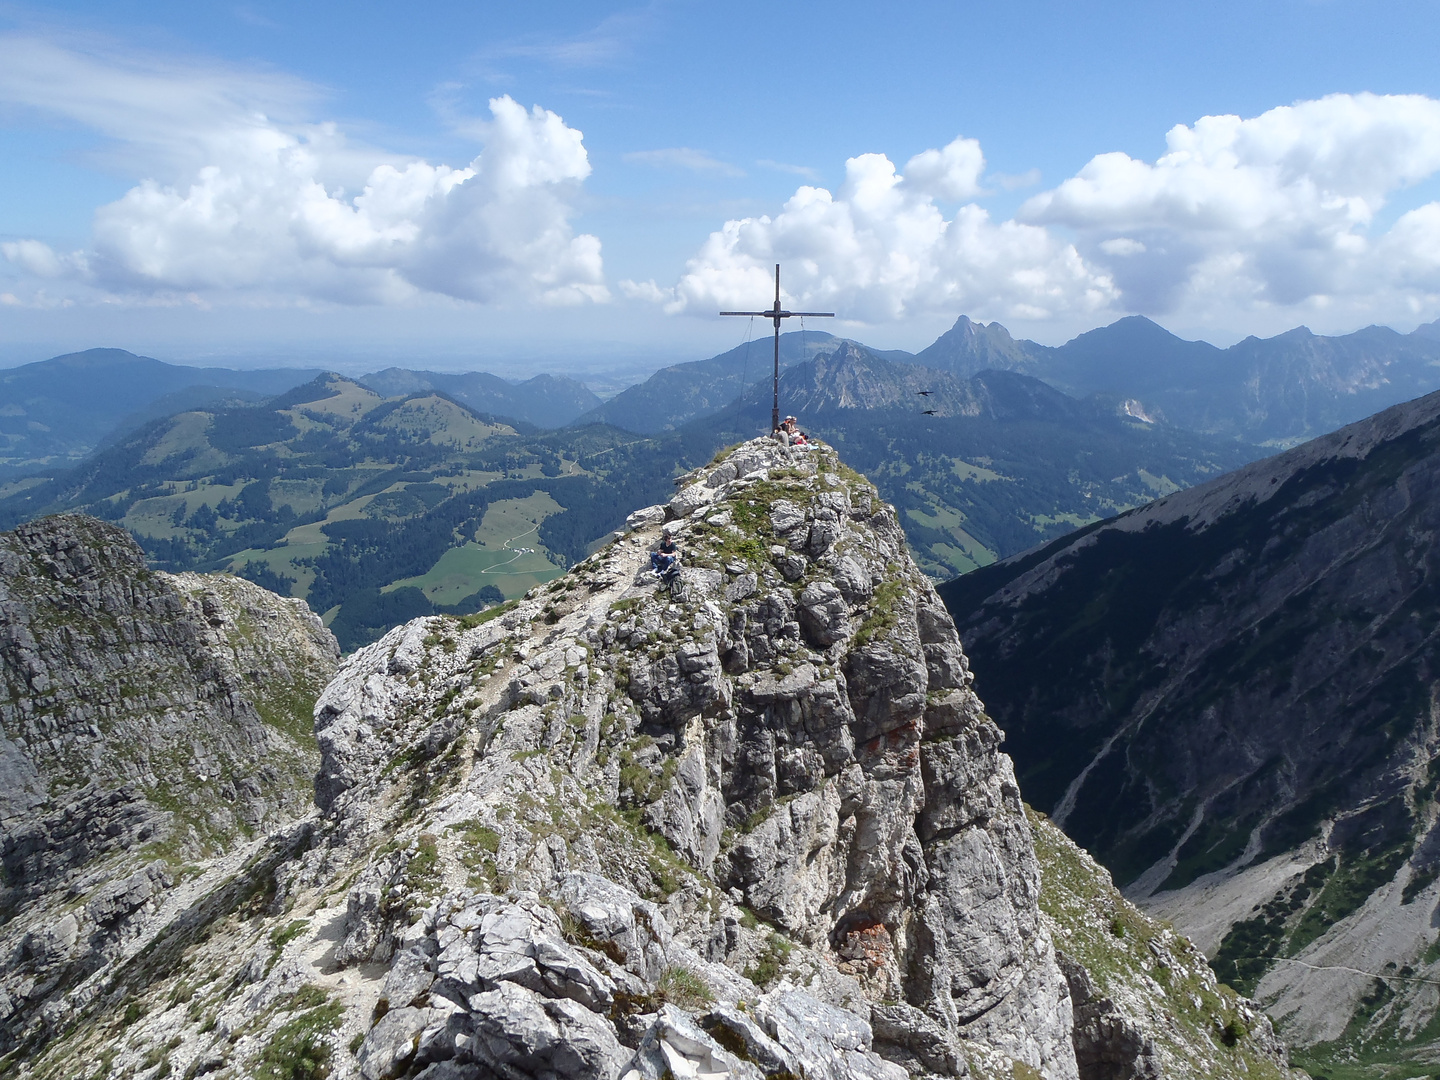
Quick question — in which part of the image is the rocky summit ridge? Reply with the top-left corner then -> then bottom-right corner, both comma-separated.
10,442 -> 1294,1080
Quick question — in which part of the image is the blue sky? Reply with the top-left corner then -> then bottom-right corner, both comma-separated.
3,0 -> 1440,376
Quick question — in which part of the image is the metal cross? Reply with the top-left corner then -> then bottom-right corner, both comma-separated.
721,264 -> 834,432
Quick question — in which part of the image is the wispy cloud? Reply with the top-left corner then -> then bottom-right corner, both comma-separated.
757,159 -> 820,181
992,168 -> 1042,190
0,32 -> 326,176
231,6 -> 280,30
624,147 -> 744,177
473,4 -> 660,71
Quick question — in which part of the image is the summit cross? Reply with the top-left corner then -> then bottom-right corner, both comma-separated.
721,264 -> 834,432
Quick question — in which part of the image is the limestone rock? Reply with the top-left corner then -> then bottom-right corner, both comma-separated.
0,514 -> 338,1058
359,1006 -> 431,1080
624,1005 -> 761,1080
558,873 -> 672,984
625,505 -> 667,532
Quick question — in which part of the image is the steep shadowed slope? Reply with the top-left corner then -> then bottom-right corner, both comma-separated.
941,389 -> 1440,1074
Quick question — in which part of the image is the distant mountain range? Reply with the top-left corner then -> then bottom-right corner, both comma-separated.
567,313 -> 1440,448
939,388 -> 1440,1075
572,330 -> 915,433
8,310 -> 1440,638
12,312 -> 1440,476
548,313 -> 1440,449
0,349 -> 605,481
0,349 -> 322,477
678,340 -> 1263,577
358,367 -> 601,429
918,314 -> 1440,445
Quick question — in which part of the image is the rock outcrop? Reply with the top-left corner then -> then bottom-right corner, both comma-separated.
1030,809 -> 1291,1080
0,514 -> 339,1059
9,447 -> 1294,1080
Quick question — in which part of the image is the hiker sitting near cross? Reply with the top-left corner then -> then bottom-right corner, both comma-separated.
778,415 -> 811,448
650,530 -> 679,575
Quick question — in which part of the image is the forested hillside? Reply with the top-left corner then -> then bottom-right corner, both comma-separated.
0,340 -> 1274,650
0,375 -> 691,650
0,348 -> 319,477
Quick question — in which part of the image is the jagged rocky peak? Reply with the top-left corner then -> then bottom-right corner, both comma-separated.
16,445 -> 1294,1080
305,434 -> 1078,1078
0,513 -> 339,1062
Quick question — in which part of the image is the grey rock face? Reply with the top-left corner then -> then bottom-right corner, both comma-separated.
286,437 -> 1078,1079
1059,952 -> 1161,1080
559,873 -> 671,984
625,1005 -> 761,1080
1028,812 -> 1292,1080
349,892 -> 633,1080
0,514 -> 338,1058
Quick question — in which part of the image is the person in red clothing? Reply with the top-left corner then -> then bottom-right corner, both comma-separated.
779,415 -> 812,448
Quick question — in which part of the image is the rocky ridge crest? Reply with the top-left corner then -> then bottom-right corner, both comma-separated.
15,445 -> 1293,1080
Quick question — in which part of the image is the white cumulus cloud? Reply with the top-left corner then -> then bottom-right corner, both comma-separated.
0,36 -> 606,306
0,239 -> 89,279
902,136 -> 986,201
639,144 -> 1116,322
1020,92 -> 1440,319
650,93 -> 1440,333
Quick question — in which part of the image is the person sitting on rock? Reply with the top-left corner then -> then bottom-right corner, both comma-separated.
779,416 -> 813,449
778,415 -> 806,446
650,532 -> 679,576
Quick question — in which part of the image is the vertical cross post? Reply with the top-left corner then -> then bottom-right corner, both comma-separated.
721,265 -> 834,432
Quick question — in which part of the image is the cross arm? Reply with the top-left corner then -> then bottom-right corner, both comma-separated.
718,310 -> 835,318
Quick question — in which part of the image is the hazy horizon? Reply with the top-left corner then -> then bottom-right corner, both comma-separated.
5,309 -> 1437,396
